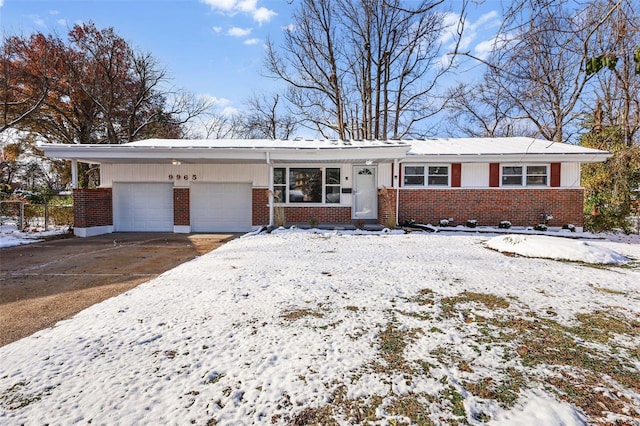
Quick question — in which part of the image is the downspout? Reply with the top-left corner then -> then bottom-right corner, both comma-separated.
394,158 -> 400,227
71,159 -> 78,189
266,152 -> 274,227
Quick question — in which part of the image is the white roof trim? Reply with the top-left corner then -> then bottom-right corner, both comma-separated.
38,137 -> 611,164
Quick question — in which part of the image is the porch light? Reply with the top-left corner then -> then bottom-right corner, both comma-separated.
172,159 -> 181,165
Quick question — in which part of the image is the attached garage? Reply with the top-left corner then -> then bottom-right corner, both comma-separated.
113,183 -> 173,232
190,183 -> 252,232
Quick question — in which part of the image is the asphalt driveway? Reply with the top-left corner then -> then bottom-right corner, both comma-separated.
0,232 -> 237,347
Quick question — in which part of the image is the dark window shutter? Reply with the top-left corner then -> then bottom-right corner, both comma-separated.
550,163 -> 561,187
451,163 -> 461,187
489,163 -> 500,187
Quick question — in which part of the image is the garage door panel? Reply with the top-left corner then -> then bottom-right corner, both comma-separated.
114,183 -> 173,232
191,183 -> 251,232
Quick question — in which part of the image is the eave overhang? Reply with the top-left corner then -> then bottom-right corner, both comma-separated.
38,143 -> 411,164
404,152 -> 613,164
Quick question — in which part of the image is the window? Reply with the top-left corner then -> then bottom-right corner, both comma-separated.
428,166 -> 449,185
290,168 -> 322,202
325,168 -> 341,203
404,166 -> 425,186
403,165 -> 449,186
526,166 -> 548,185
273,167 -> 341,204
502,166 -> 523,186
273,168 -> 286,203
502,165 -> 548,186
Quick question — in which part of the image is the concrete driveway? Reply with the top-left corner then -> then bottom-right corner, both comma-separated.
0,233 -> 237,347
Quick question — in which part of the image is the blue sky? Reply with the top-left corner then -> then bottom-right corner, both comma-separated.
0,0 -> 503,116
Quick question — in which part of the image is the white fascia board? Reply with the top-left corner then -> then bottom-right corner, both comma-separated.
39,143 -> 410,163
405,152 -> 612,163
269,146 -> 408,162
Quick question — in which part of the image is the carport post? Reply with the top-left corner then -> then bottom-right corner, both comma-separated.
267,152 -> 274,227
394,158 -> 400,227
71,159 -> 78,189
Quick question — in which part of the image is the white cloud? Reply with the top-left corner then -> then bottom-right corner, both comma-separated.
281,24 -> 296,32
200,0 -> 276,25
199,94 -> 232,108
253,7 -> 277,25
0,0 -> 4,7
237,0 -> 257,12
243,38 -> 260,45
227,27 -> 252,37
201,0 -> 236,11
473,11 -> 500,29
442,9 -> 502,53
438,12 -> 462,46
57,19 -> 67,27
26,14 -> 46,27
473,38 -> 496,61
212,26 -> 222,33
221,106 -> 239,117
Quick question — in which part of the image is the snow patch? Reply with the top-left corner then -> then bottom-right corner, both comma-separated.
485,234 -> 630,265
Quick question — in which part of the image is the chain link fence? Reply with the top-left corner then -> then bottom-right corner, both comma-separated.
0,195 -> 73,232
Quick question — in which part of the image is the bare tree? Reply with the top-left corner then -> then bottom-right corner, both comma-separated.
184,110 -> 245,140
456,0 -> 625,143
266,0 -> 465,139
241,93 -> 298,139
587,0 -> 639,147
446,67 -> 534,138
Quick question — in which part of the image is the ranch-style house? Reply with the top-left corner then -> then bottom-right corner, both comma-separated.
40,137 -> 611,237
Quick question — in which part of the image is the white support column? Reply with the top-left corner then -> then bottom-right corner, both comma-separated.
267,152 -> 274,227
394,159 -> 400,227
71,159 -> 78,189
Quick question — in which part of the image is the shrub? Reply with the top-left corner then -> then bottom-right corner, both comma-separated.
498,221 -> 511,229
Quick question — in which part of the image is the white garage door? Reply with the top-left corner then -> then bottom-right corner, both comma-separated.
190,183 -> 252,232
113,183 -> 173,232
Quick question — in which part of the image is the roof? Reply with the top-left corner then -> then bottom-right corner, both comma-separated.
39,138 -> 411,164
125,138 -> 406,149
406,137 -> 611,163
38,137 -> 610,164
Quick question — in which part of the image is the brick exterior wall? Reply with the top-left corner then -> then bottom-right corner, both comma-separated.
378,188 -> 397,227
252,188 -> 269,226
252,188 -> 352,226
72,186 -> 586,231
173,188 -> 190,226
398,188 -> 584,227
73,188 -> 112,228
280,206 -> 352,224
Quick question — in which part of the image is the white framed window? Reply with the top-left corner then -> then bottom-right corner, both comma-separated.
427,166 -> 449,185
273,166 -> 341,204
403,165 -> 449,187
404,166 -> 425,186
502,165 -> 548,186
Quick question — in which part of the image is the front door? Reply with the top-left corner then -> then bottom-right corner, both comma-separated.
353,165 -> 377,220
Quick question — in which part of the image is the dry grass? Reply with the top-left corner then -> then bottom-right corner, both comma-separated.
277,289 -> 640,424
281,308 -> 324,321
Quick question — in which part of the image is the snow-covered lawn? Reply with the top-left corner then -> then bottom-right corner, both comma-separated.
1,231 -> 639,425
0,223 -> 70,248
